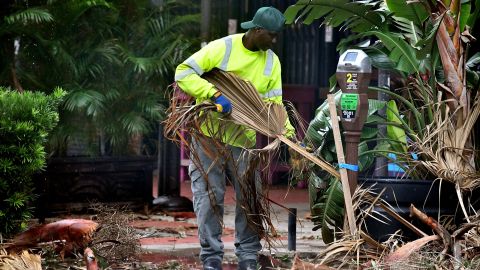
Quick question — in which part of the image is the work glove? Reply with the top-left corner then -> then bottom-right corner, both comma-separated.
211,91 -> 232,114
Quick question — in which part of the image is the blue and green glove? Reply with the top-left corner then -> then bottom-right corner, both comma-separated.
211,91 -> 232,114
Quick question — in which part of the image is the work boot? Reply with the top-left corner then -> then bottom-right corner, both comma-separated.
238,259 -> 257,270
203,258 -> 222,270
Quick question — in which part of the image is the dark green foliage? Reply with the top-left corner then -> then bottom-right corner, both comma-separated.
1,0 -> 200,156
0,87 -> 65,236
310,177 -> 344,244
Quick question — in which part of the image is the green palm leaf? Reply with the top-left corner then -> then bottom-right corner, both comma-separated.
386,100 -> 407,153
285,0 -> 388,32
467,0 -> 479,30
459,1 -> 471,32
52,0 -> 112,22
120,112 -> 150,134
393,17 -> 423,45
63,89 -> 106,117
385,0 -> 429,25
366,31 -> 421,74
363,45 -> 397,70
4,8 -> 53,25
311,178 -> 344,244
414,17 -> 442,60
467,52 -> 480,68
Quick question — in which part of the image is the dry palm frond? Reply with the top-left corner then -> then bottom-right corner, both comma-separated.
410,93 -> 480,191
384,235 -> 440,264
290,255 -> 334,270
164,69 -> 337,245
202,71 -> 288,138
295,186 -> 392,268
0,249 -> 41,270
201,70 -> 337,176
407,94 -> 480,221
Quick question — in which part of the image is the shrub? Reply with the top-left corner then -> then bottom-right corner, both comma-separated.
0,87 -> 65,236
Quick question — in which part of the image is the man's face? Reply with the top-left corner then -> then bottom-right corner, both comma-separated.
253,28 -> 278,51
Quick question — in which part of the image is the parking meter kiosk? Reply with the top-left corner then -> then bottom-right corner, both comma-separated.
336,49 -> 371,194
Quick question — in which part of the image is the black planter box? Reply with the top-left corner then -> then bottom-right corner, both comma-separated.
35,156 -> 156,216
360,178 -> 479,242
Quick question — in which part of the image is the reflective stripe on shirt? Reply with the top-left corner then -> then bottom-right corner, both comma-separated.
263,50 -> 274,76
175,68 -> 196,81
174,57 -> 204,81
261,88 -> 282,98
220,36 -> 233,71
186,57 -> 204,75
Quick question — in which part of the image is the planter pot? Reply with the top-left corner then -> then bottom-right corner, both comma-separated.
35,156 -> 156,217
359,177 -> 478,242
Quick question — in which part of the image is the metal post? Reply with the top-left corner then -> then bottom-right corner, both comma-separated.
288,208 -> 297,251
373,69 -> 390,177
344,131 -> 361,193
157,123 -> 164,195
201,0 -> 211,46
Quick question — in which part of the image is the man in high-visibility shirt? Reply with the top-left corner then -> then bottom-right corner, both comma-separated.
174,6 -> 294,270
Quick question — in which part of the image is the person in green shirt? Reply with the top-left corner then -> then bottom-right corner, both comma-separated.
174,6 -> 293,270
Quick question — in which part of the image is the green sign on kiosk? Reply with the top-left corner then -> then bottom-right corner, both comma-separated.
340,93 -> 359,120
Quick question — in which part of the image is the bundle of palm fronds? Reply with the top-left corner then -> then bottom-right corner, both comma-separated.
0,249 -> 41,270
164,69 -> 337,244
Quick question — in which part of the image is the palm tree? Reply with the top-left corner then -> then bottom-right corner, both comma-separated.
1,0 -> 200,156
0,0 -> 54,91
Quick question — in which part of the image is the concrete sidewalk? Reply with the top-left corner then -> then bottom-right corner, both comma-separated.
135,182 -> 326,268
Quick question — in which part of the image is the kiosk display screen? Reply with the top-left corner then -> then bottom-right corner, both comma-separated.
344,52 -> 358,62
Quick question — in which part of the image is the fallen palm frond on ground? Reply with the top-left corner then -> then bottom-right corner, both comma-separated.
292,186 -> 480,269
0,249 -> 41,270
6,219 -> 98,258
1,204 -> 140,269
164,69 -> 337,245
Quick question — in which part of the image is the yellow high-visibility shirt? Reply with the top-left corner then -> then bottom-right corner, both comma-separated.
175,33 -> 295,148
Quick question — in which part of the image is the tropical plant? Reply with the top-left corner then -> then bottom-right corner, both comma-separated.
0,1 -> 54,91
285,0 -> 480,241
1,0 -> 200,156
305,93 -> 407,242
58,0 -> 200,155
0,87 -> 65,236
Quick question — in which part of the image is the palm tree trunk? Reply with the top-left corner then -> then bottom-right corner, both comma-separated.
436,22 -> 466,117
11,65 -> 23,93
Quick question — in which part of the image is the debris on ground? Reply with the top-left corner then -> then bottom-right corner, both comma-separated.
0,249 -> 41,270
0,203 -> 146,269
291,199 -> 480,270
89,203 -> 140,263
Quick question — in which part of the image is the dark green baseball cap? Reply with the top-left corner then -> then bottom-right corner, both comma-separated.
240,6 -> 285,32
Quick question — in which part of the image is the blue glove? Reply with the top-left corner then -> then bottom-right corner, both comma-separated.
211,91 -> 232,114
